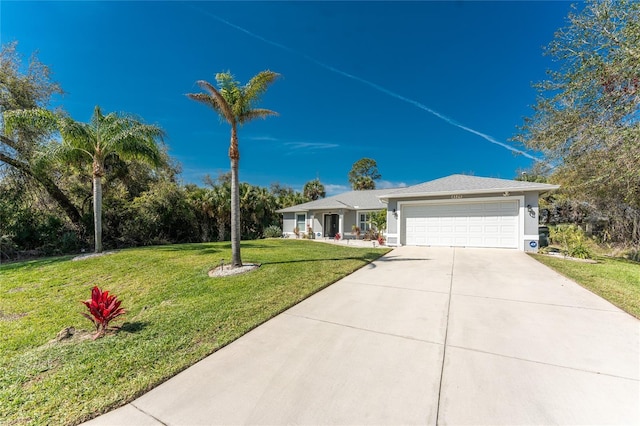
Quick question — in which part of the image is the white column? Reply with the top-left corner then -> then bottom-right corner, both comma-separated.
338,210 -> 344,237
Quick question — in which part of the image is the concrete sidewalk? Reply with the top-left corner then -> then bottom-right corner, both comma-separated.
85,247 -> 639,425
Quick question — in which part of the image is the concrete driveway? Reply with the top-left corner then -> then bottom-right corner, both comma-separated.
86,247 -> 639,425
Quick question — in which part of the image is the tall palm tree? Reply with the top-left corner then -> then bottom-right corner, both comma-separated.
58,106 -> 164,253
187,71 -> 279,267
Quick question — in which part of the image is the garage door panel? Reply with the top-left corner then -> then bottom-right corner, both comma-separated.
403,201 -> 519,248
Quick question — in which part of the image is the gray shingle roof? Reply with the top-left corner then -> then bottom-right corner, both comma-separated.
277,188 -> 391,213
278,175 -> 559,213
379,174 -> 559,199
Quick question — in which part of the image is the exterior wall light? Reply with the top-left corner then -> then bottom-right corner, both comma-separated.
527,204 -> 536,218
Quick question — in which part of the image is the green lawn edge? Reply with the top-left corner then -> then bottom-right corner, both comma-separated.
531,253 -> 640,319
0,240 -> 390,425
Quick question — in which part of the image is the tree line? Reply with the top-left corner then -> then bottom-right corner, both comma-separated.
515,0 -> 639,247
0,43 -> 330,261
0,43 -> 385,264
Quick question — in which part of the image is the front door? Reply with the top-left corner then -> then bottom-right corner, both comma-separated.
324,214 -> 339,238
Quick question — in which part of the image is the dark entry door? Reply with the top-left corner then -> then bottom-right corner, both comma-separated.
324,214 -> 339,238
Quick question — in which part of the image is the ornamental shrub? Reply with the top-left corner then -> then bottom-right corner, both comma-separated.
263,225 -> 282,238
551,225 -> 594,259
81,286 -> 126,339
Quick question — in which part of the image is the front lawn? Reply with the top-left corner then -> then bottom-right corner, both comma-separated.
533,254 -> 640,318
0,239 -> 389,425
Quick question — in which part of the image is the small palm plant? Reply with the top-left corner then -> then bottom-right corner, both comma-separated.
81,286 -> 126,339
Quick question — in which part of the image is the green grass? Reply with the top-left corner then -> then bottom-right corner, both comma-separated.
0,239 -> 389,425
532,254 -> 640,319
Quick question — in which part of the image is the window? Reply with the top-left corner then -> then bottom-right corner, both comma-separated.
359,212 -> 372,231
296,214 -> 306,232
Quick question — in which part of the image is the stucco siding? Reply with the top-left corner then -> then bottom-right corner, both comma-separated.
387,200 -> 398,234
343,213 -> 357,237
523,192 -> 540,236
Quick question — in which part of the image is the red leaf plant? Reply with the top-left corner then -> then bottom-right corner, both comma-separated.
81,286 -> 126,339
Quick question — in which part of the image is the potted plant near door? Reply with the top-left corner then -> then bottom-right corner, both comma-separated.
352,225 -> 361,240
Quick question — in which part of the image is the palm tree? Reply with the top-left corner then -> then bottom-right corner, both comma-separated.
187,71 -> 279,267
303,178 -> 326,201
3,108 -> 85,229
58,106 -> 164,253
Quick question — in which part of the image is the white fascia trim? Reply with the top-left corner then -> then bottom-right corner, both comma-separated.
398,196 -> 525,250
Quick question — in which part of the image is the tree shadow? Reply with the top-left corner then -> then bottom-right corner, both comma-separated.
119,321 -> 149,334
150,243 -> 226,254
0,255 -> 74,272
375,256 -> 432,262
260,256 -> 376,266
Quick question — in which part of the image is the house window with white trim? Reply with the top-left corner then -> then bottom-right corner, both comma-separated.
296,214 -> 306,232
359,212 -> 372,231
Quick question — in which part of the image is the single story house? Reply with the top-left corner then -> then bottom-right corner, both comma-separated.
278,188 -> 390,240
278,174 -> 559,252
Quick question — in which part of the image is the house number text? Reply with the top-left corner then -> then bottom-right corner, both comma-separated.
451,195 -> 463,199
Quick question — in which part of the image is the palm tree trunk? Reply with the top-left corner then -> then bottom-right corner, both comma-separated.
93,175 -> 103,253
229,125 -> 242,267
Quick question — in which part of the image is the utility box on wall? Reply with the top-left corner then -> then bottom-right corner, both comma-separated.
524,239 -> 539,253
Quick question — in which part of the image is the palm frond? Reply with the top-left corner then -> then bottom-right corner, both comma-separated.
243,70 -> 280,104
107,122 -> 164,167
186,93 -> 225,117
58,117 -> 96,156
215,72 -> 238,93
239,108 -> 279,124
188,80 -> 235,124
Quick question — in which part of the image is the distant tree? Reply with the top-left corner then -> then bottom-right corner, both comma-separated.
185,185 -> 216,242
211,182 -> 231,242
514,0 -> 640,244
0,42 -> 83,228
348,158 -> 381,190
303,178 -> 326,200
187,70 -> 279,267
514,167 -> 548,184
57,106 -> 165,253
240,183 -> 278,239
122,180 -> 198,246
271,182 -> 308,208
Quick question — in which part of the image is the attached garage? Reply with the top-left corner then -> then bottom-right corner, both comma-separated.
380,175 -> 560,252
402,199 -> 519,248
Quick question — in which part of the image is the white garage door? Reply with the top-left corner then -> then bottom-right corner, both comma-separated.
403,200 -> 519,248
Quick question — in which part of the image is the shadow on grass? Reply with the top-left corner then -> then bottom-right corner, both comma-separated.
149,243 -> 227,254
0,255 -> 75,272
119,321 -> 149,334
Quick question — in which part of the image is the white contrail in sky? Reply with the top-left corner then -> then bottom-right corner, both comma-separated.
196,8 -> 542,162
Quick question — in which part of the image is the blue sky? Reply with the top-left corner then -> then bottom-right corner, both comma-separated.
1,1 -> 574,195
